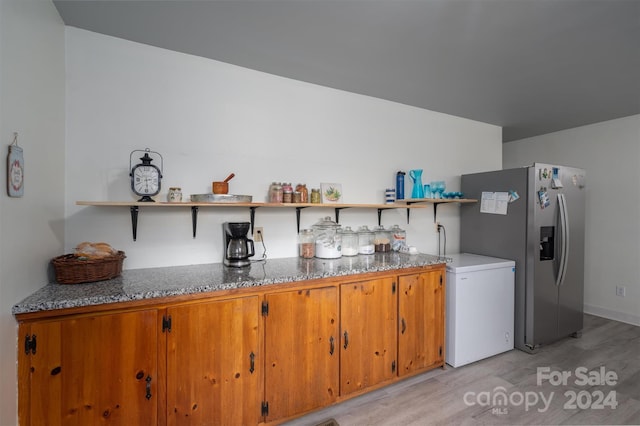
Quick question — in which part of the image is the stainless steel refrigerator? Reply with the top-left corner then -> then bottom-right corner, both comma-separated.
460,163 -> 586,353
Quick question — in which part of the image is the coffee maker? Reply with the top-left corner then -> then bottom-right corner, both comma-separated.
223,222 -> 255,267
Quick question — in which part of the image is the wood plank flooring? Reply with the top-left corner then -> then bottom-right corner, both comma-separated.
284,314 -> 640,425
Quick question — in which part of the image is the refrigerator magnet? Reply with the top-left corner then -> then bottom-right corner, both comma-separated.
551,167 -> 563,188
539,168 -> 550,180
538,190 -> 550,209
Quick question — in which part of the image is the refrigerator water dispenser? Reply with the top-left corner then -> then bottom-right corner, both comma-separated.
540,226 -> 555,261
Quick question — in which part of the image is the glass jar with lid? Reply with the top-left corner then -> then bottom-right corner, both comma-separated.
340,226 -> 359,256
296,183 -> 309,203
282,182 -> 293,203
390,224 -> 407,252
312,216 -> 342,259
374,225 -> 392,252
269,182 -> 283,203
358,225 -> 375,255
298,229 -> 315,258
310,188 -> 321,204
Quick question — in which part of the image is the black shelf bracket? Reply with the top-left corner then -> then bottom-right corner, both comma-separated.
295,206 -> 310,233
403,200 -> 443,223
249,207 -> 257,235
191,206 -> 199,238
130,206 -> 139,241
402,201 -> 419,224
376,207 -> 401,226
334,207 -> 349,224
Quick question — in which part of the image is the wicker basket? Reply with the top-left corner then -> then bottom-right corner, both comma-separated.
52,251 -> 126,284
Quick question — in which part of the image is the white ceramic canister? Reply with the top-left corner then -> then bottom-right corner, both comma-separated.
385,188 -> 396,204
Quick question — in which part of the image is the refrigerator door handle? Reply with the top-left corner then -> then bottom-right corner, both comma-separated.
556,193 -> 570,287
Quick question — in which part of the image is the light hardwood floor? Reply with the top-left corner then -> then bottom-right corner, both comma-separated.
284,314 -> 640,425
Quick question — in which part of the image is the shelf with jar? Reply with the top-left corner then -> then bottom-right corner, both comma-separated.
75,199 -> 476,241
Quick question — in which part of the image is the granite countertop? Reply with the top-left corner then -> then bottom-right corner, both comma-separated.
12,253 -> 447,315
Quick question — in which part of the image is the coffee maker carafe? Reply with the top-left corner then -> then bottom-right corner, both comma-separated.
223,222 -> 255,267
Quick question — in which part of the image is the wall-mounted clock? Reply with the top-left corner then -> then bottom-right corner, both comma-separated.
129,148 -> 163,202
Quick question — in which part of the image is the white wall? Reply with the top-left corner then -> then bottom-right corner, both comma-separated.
0,0 -> 66,424
65,28 -> 502,270
503,115 -> 640,326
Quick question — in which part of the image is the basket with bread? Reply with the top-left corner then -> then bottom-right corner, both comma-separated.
51,242 -> 125,284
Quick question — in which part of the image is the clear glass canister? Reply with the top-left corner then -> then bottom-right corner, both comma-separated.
298,229 -> 315,258
312,217 -> 342,258
390,224 -> 407,252
341,226 -> 359,256
358,225 -> 375,255
269,182 -> 283,203
374,225 -> 392,252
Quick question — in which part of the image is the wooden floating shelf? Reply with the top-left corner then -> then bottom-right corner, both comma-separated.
393,198 -> 477,205
76,201 -> 440,208
76,199 -> 477,241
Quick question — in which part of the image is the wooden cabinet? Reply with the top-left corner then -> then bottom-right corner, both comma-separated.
397,271 -> 445,376
17,265 -> 445,425
18,310 -> 158,426
165,296 -> 260,426
340,276 -> 398,395
263,287 -> 339,423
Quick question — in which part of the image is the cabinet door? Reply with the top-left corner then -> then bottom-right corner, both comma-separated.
398,270 -> 445,376
19,310 -> 158,426
264,287 -> 339,423
340,277 -> 397,395
166,296 -> 260,426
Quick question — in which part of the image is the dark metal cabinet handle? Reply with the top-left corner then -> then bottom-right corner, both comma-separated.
24,334 -> 37,355
249,352 -> 255,374
145,376 -> 152,400
329,336 -> 335,355
343,331 -> 349,350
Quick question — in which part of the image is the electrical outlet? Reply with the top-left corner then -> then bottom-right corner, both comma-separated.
615,286 -> 626,297
254,227 -> 263,242
435,221 -> 440,232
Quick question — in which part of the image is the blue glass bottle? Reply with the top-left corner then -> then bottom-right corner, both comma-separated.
396,171 -> 405,200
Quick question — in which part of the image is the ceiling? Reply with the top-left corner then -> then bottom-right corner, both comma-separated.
53,0 -> 640,142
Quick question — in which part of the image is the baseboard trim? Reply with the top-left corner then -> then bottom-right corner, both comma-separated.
584,304 -> 640,326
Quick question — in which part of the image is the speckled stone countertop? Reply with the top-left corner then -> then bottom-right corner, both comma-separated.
12,253 -> 447,315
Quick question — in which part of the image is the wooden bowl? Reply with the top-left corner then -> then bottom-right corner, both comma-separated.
212,181 -> 229,194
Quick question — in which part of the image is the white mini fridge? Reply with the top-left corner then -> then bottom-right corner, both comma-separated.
446,253 -> 515,367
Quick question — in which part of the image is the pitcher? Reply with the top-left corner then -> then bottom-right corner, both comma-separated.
409,169 -> 424,198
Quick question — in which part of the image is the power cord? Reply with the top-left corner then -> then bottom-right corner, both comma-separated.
437,224 -> 447,257
252,228 -> 268,262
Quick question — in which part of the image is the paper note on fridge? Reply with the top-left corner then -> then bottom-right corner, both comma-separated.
480,191 -> 509,215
